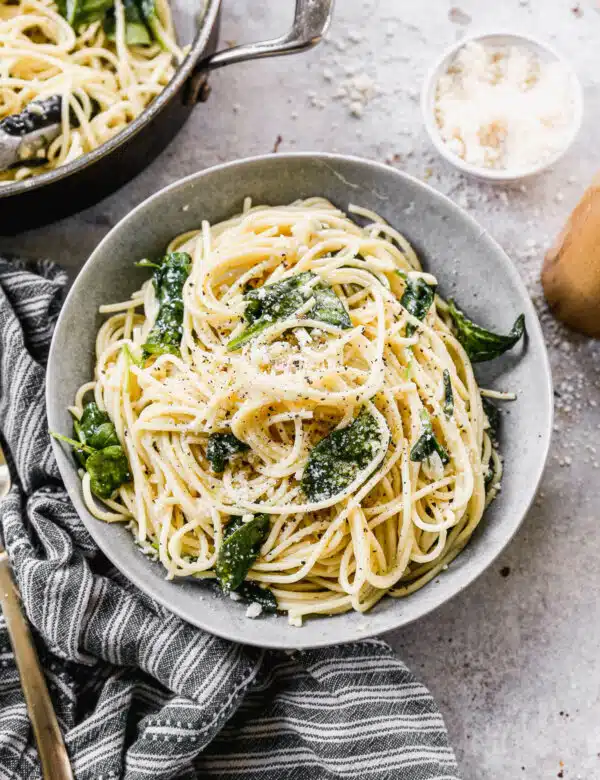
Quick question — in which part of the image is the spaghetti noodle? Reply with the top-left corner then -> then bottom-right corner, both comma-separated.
67,199 -> 505,624
0,0 -> 182,182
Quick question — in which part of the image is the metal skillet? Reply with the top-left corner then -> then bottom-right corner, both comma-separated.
0,0 -> 334,234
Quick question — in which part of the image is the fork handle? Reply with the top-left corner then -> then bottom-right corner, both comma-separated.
0,556 -> 73,780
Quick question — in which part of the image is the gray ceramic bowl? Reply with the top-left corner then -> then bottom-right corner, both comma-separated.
47,153 -> 553,649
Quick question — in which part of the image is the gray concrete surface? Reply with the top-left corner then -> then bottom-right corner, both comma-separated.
2,1 -> 600,778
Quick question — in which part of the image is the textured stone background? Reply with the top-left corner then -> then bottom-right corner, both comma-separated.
3,1 -> 600,778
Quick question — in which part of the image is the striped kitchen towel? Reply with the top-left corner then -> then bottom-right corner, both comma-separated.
0,256 -> 459,780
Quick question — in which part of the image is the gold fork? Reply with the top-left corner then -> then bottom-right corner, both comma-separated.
0,443 -> 73,779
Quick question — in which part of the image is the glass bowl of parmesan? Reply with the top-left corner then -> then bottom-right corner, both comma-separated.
421,32 -> 584,182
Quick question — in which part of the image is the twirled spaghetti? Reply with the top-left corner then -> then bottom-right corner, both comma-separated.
0,0 -> 182,182
69,199 -> 503,625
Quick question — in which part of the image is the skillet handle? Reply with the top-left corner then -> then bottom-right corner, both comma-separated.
185,0 -> 334,104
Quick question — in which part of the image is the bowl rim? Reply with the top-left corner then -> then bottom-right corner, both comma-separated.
420,29 -> 584,182
47,152 -> 554,648
0,0 -> 221,200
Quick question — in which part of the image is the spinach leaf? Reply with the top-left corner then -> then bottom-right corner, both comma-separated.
134,0 -> 168,49
51,432 -> 94,467
142,252 -> 191,358
310,282 -> 353,328
86,445 -> 132,499
51,401 -> 131,499
206,433 -> 249,473
234,581 -> 278,613
71,422 -> 90,467
59,0 -> 164,42
103,0 -> 151,45
62,0 -> 114,28
50,433 -> 131,499
482,397 -> 501,441
443,369 -> 454,418
215,514 -> 271,593
302,408 -> 383,502
221,514 -> 245,536
227,271 -> 351,351
399,273 -> 436,336
76,402 -> 120,451
410,410 -> 449,465
447,300 -> 525,363
136,258 -> 161,269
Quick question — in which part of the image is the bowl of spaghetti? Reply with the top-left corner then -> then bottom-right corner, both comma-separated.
47,153 -> 553,648
0,0 -> 333,232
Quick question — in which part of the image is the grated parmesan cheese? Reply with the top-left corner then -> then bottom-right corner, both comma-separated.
434,41 -> 577,170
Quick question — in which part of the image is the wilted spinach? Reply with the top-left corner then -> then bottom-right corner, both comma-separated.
51,402 -> 130,498
398,272 -> 436,336
447,300 -> 525,363
58,0 -> 113,28
135,0 -> 169,49
482,397 -> 501,441
234,581 -> 278,613
86,445 -> 131,498
443,369 -> 454,418
103,0 -> 151,44
141,252 -> 191,358
206,433 -> 249,473
410,410 -> 449,465
58,0 -> 166,46
74,401 -> 120,453
227,271 -> 351,351
302,408 -> 383,502
215,514 -> 271,593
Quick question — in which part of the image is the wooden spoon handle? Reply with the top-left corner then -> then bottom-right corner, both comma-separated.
0,555 -> 73,780
542,174 -> 600,337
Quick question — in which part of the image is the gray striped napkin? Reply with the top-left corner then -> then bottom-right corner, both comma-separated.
0,256 -> 459,780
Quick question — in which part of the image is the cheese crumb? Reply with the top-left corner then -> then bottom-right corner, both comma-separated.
334,72 -> 378,118
434,41 -> 577,170
346,30 -> 363,44
350,101 -> 364,118
245,602 -> 263,619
